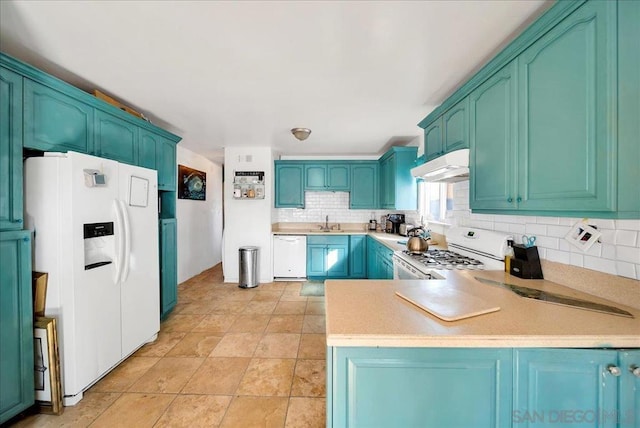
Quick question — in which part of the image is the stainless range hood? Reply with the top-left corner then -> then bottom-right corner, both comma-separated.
411,148 -> 469,183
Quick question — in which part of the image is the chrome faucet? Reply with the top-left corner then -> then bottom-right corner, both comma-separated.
318,215 -> 331,231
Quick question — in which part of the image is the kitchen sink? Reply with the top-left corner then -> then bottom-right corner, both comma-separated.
309,229 -> 345,233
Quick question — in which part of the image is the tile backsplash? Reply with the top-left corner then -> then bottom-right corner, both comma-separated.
272,186 -> 640,280
273,191 -> 418,226
448,181 -> 640,280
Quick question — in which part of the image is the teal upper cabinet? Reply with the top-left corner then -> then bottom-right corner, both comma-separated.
379,146 -> 418,210
423,98 -> 469,163
138,129 -> 158,171
516,0 -> 616,213
304,163 -> 350,191
350,162 -> 378,209
443,98 -> 469,153
95,110 -> 139,165
275,162 -> 304,208
156,135 -> 176,191
470,61 -> 518,211
23,79 -> 94,153
424,119 -> 443,162
0,67 -> 23,231
472,0 -> 619,215
0,231 -> 34,424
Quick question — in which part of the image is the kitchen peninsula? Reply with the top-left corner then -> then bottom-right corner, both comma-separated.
325,272 -> 640,427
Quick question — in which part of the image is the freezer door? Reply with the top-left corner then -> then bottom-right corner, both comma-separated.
66,152 -> 122,400
118,163 -> 160,357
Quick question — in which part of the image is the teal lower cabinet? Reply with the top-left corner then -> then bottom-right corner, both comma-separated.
348,235 -> 366,279
618,350 -> 640,428
159,218 -> 177,319
328,347 -> 512,427
514,348 -> 639,428
0,231 -> 34,424
328,347 -> 639,428
306,236 -> 349,280
366,236 -> 394,279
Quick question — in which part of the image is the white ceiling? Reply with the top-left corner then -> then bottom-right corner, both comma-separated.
1,0 -> 550,162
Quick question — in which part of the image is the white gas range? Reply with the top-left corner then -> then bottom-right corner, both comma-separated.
393,227 -> 513,279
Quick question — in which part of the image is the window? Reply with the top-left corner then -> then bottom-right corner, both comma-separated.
417,181 -> 453,223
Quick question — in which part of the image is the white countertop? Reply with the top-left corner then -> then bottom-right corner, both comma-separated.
325,270 -> 640,348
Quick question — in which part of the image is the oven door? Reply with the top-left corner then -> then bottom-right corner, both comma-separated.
393,254 -> 428,279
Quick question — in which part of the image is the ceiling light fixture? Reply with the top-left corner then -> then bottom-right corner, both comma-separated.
291,128 -> 312,141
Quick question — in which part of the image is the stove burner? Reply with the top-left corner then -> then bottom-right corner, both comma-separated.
402,249 -> 485,270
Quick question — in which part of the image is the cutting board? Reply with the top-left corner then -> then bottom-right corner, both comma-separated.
396,287 -> 500,322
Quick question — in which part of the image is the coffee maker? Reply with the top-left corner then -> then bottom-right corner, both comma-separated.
385,214 -> 405,234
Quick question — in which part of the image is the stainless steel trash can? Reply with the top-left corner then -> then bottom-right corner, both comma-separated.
239,246 -> 259,288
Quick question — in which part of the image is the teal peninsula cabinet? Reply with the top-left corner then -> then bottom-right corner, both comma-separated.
324,275 -> 640,428
418,0 -> 640,218
0,51 -> 181,422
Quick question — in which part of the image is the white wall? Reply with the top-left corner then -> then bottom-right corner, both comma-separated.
176,146 -> 223,283
447,181 -> 640,280
223,147 -> 274,283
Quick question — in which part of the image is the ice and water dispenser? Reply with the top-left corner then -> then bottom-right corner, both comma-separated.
83,222 -> 115,270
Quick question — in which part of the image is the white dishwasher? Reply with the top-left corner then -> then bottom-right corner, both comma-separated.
273,235 -> 307,280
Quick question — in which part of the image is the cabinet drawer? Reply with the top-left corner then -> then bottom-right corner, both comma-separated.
307,235 -> 349,246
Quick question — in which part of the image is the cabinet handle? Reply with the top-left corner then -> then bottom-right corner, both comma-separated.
606,365 -> 622,377
517,196 -> 522,203
507,197 -> 513,203
23,237 -> 29,242
630,365 -> 640,377
15,219 -> 23,223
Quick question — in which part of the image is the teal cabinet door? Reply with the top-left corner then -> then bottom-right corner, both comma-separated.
443,97 -> 469,153
95,110 -> 138,165
350,162 -> 378,209
23,79 -> 94,153
326,243 -> 348,278
326,164 -> 350,190
304,163 -> 350,191
307,236 -> 349,279
366,236 -> 378,279
0,231 -> 34,424
274,162 -> 304,208
514,349 -> 619,428
159,219 -> 177,319
0,67 -> 23,231
379,147 -> 418,210
424,119 -> 443,161
348,235 -> 367,278
304,164 -> 326,190
331,347 -> 512,428
138,129 -> 158,170
470,61 -> 518,210
619,350 -> 640,428
378,156 -> 392,208
517,0 -> 616,213
156,137 -> 176,191
306,244 -> 326,278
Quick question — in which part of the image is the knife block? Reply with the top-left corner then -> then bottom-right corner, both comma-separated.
510,244 -> 544,279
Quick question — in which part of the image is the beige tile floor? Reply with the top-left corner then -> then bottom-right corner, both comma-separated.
13,264 -> 326,428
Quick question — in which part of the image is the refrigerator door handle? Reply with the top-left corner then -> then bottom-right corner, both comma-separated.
119,200 -> 132,283
113,199 -> 125,284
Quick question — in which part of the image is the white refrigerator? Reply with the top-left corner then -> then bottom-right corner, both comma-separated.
25,151 -> 160,406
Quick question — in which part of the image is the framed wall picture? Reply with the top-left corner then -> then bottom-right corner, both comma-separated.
34,317 -> 63,415
178,165 -> 206,201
